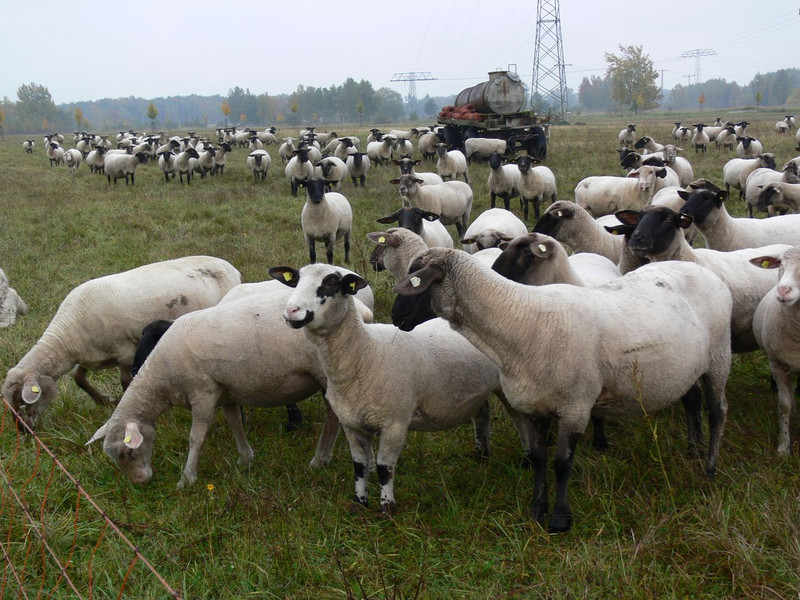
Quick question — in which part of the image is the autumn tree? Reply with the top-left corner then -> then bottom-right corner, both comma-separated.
221,100 -> 231,125
147,101 -> 158,129
16,82 -> 67,132
74,107 -> 83,129
0,106 -> 4,138
604,45 -> 661,113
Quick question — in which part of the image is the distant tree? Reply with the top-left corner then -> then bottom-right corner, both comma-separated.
74,107 -> 83,129
374,87 -> 404,121
578,75 -> 613,111
787,87 -> 800,105
147,102 -> 158,129
227,87 -> 258,125
221,100 -> 231,125
0,106 -> 5,138
605,45 -> 661,113
422,95 -> 438,117
290,96 -> 298,125
698,92 -> 705,111
16,82 -> 67,132
356,99 -> 364,124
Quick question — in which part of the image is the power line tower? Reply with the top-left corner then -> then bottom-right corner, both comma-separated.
390,72 -> 436,114
531,0 -> 568,122
680,49 -> 717,85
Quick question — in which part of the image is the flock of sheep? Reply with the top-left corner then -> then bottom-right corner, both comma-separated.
6,115 -> 800,534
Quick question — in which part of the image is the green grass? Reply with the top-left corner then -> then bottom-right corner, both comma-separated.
2,114 -> 800,599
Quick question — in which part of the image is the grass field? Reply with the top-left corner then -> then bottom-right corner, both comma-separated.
2,113 -> 800,599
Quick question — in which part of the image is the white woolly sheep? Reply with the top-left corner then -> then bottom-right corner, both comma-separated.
285,147 -> 316,196
345,152 -> 370,187
375,207 -> 454,251
190,146 -> 216,179
736,136 -> 763,158
691,124 -> 709,153
618,124 -> 636,149
486,152 -> 521,212
0,268 -> 28,328
394,138 -> 414,160
417,131 -> 440,161
272,262 -> 506,513
392,158 -> 443,186
64,148 -> 83,173
367,225 -> 450,276
47,142 -> 65,166
435,143 -> 469,183
257,127 -> 279,145
393,248 -> 732,532
745,162 -> 799,217
366,136 -> 396,166
460,208 -> 527,254
246,149 -> 271,183
86,147 -> 107,174
298,178 -> 352,264
212,142 -> 232,175
750,246 -> 800,454
515,154 -> 557,221
389,174 -> 473,239
104,152 -> 149,185
633,136 -> 664,155
722,154 -> 777,201
174,147 -> 200,185
86,275 -> 374,486
715,126 -> 737,150
279,137 -> 296,164
2,256 -> 241,429
776,121 -> 789,134
333,137 -> 357,162
314,156 -> 347,191
22,140 -> 35,153
573,164 -> 671,217
532,200 -> 624,264
755,180 -> 800,216
464,138 -> 507,163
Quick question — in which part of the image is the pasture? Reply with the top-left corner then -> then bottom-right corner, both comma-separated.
2,115 -> 800,599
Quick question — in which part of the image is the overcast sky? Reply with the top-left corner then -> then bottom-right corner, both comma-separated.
4,1 -> 798,105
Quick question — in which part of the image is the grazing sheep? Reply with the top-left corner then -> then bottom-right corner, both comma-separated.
271,262 -> 507,513
756,180 -> 800,216
246,149 -> 272,183
750,246 -> 800,454
345,152 -> 370,187
776,121 -> 790,134
389,174 -> 473,239
435,143 -> 469,183
736,136 -> 763,158
189,146 -> 216,178
298,178 -> 352,264
393,248 -> 732,532
104,152 -> 148,185
0,268 -> 28,328
63,148 -> 83,173
745,162 -> 799,217
464,138 -> 507,163
533,200 -> 624,264
2,256 -> 241,429
175,147 -> 201,185
22,140 -> 35,153
313,156 -> 347,191
633,136 -> 664,155
460,208 -> 527,254
516,154 -> 557,221
86,280 -> 374,486
375,207 -> 454,251
618,124 -> 636,149
722,154 -> 777,201
285,147 -> 316,196
574,165 -> 670,217
366,136 -> 396,166
487,152 -> 521,211
691,124 -> 709,153
392,158 -> 443,186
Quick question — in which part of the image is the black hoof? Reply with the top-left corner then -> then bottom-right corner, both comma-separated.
529,502 -> 548,525
379,502 -> 397,516
548,513 -> 573,533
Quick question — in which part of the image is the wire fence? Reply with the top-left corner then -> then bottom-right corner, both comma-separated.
0,394 -> 182,599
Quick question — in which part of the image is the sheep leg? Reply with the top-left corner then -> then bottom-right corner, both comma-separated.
324,236 -> 336,265
549,424 -> 583,533
375,423 -> 409,514
494,392 -> 537,466
359,174 -> 366,187
590,415 -> 608,451
680,383 -> 704,457
309,397 -> 341,468
307,236 -> 317,263
178,398 -> 217,489
502,194 -> 510,212
770,361 -> 795,455
701,372 -> 728,479
72,366 -> 113,407
285,403 -> 303,431
471,401 -> 491,459
222,403 -> 254,464
344,426 -> 375,507
528,416 -> 551,525
119,366 -> 133,391
533,196 -> 542,221
343,233 -> 351,264
490,192 -> 497,209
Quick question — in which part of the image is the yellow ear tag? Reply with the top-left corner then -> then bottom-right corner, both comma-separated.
282,272 -> 293,282
611,229 -> 618,235
762,260 -> 771,268
557,211 -> 563,217
123,434 -> 132,443
378,236 -> 386,243
31,385 -> 40,394
410,276 -> 421,288
349,281 -> 356,291
538,244 -> 547,252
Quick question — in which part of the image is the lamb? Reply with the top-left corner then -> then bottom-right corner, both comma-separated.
745,161 -> 799,217
614,204 -> 789,354
435,143 -> 469,183
104,152 -> 148,185
749,246 -> 800,454
460,208 -> 527,254
393,247 -> 732,532
736,136 -> 763,158
345,152 -> 370,187
618,123 -> 636,149
85,278 -> 374,486
174,147 -> 200,185
679,187 -> 800,251
515,154 -> 557,221
298,178 -> 352,264
464,138 -> 507,163
63,148 -> 83,173
633,136 -> 664,155
392,158 -> 443,185
22,140 -> 35,153
532,200 -> 624,264
2,256 -> 241,429
285,147 -> 315,196
573,164 -> 671,217
246,149 -> 271,183
366,136 -> 396,166
388,174 -> 473,239
487,152 -> 521,211
271,262 -> 507,513
0,268 -> 28,328
756,181 -> 800,216
722,154 -> 777,201
375,207 -> 454,251
313,156 -> 347,191
691,124 -> 709,153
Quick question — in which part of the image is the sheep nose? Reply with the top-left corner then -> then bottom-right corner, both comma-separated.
285,306 -> 302,319
777,285 -> 795,303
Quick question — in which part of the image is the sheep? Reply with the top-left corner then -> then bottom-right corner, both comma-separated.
459,208 -> 527,254
174,147 -> 200,185
618,123 -> 636,149
464,138 -> 507,163
417,131 -> 441,161
313,156 -> 347,191
486,152 -> 521,211
63,148 -> 83,173
22,140 -> 35,153
734,121 -> 750,136
671,122 -> 682,141
375,207 -> 454,251
257,127 -> 279,145
47,142 -> 65,166
614,204 -> 789,354
756,181 -> 800,216
392,158 -> 443,186
573,164 -> 671,217
0,268 -> 28,328
679,187 -> 800,251
285,147 -> 315,196
745,161 -> 799,217
702,121 -> 732,143
333,137 -> 356,162
532,200 -> 624,264
366,136 -> 396,166
749,246 -> 800,454
676,126 -> 692,145
393,137 -> 414,160
271,262 -> 508,513
435,143 -> 469,183
776,121 -> 790,134
345,152 -> 370,187
716,126 -> 737,150
298,178 -> 352,264
515,154 -> 557,221
388,128 -> 420,141
367,128 -> 383,144
279,137 -> 297,164
633,136 -> 664,155
785,115 -> 797,130
393,248 -> 732,532
104,152 -> 148,185
241,149 -> 269,183
190,145 -> 216,179
388,174 -> 473,239
248,135 -> 263,152
86,146 -> 107,174
212,142 -> 231,175
691,124 -> 709,153
722,153 -> 777,201
367,226 -> 442,277
85,278 -> 375,486
2,256 -> 241,430
736,136 -> 763,158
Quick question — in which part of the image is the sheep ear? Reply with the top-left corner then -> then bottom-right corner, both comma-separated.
605,224 -> 636,236
366,231 -> 400,247
460,237 -> 476,244
85,422 -> 107,446
124,422 -> 144,449
376,210 -> 400,224
750,256 -> 780,269
677,190 -> 690,201
388,178 -> 401,185
22,377 -> 42,405
394,265 -> 443,296
422,211 -> 440,222
625,170 -> 640,179
656,168 -> 667,178
715,191 -> 729,204
269,266 -> 301,287
340,274 -> 368,296
529,240 -> 552,257
677,213 -> 694,229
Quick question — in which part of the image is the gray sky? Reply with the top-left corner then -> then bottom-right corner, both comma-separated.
4,1 -> 798,105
